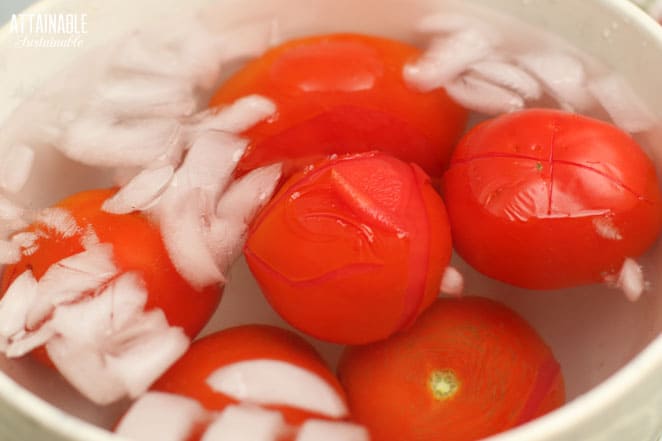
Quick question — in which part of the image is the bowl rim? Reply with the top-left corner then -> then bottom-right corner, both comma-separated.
0,0 -> 661,440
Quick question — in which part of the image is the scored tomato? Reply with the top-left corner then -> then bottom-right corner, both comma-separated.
244,152 -> 452,344
442,108 -> 662,289
209,33 -> 468,178
151,324 -> 348,426
338,297 -> 565,441
0,189 -> 221,355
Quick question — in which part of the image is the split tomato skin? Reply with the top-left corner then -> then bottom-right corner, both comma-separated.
244,152 -> 452,345
442,109 -> 662,289
209,33 -> 468,177
0,189 -> 221,340
151,324 -> 347,425
338,297 -> 565,441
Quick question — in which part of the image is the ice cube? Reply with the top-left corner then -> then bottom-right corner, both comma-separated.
157,191 -> 225,290
206,359 -> 348,418
404,29 -> 494,92
517,51 -> 594,112
0,240 -> 20,264
445,74 -> 524,115
102,165 -> 174,215
36,207 -> 79,238
61,115 -> 182,167
0,270 -> 38,338
296,420 -> 369,441
468,60 -> 542,101
27,244 -> 118,329
440,266 -> 464,297
116,392 -> 208,441
201,405 -> 286,441
0,144 -> 35,194
189,95 -> 276,135
94,76 -> 198,118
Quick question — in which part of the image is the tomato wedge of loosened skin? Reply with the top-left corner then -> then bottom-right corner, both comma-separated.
0,189 -> 222,358
244,152 -> 452,344
209,33 -> 468,178
442,108 -> 662,289
338,297 -> 565,441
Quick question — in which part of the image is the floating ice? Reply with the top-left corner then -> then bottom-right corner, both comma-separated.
612,258 -> 646,302
102,165 -> 174,215
445,74 -> 524,115
517,51 -> 594,112
0,240 -> 20,264
468,60 -> 542,101
158,190 -> 226,290
188,95 -> 277,135
40,274 -> 189,405
201,405 -> 286,441
206,359 -> 348,418
35,207 -> 79,239
404,29 -> 494,92
296,420 -> 370,441
0,271 -> 38,340
61,116 -> 182,167
94,77 -> 198,119
588,74 -> 657,133
440,266 -> 464,297
27,244 -> 118,329
116,392 -> 208,441
0,144 -> 35,194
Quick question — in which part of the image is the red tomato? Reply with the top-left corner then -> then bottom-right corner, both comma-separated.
338,297 -> 565,441
244,152 -> 452,344
442,109 -> 662,289
209,33 -> 468,178
0,189 -> 221,357
151,324 -> 348,425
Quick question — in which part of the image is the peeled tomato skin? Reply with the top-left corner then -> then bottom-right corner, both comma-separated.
244,152 -> 452,344
0,189 -> 222,344
441,108 -> 662,289
209,33 -> 468,178
337,297 -> 565,441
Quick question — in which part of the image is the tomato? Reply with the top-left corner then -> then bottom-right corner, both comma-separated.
244,152 -> 452,344
0,189 -> 221,354
209,33 -> 468,178
151,324 -> 348,425
442,109 -> 662,289
338,297 -> 565,441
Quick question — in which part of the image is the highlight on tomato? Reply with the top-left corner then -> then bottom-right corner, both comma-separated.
338,296 -> 565,441
151,324 -> 349,425
244,152 -> 452,344
442,108 -> 662,289
209,33 -> 468,177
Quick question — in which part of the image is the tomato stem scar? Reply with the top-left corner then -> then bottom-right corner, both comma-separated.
428,369 -> 460,400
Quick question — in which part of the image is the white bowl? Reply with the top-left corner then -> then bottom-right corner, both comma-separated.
0,0 -> 661,440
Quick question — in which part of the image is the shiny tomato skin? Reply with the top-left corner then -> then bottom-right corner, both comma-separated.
209,33 -> 468,178
244,152 -> 452,344
151,324 -> 347,425
0,189 -> 221,340
442,109 -> 662,289
338,297 -> 565,441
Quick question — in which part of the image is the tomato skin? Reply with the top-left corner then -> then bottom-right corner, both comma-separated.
209,33 -> 468,178
0,189 -> 221,340
151,324 -> 347,425
442,109 -> 662,289
338,297 -> 565,441
244,152 -> 452,344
